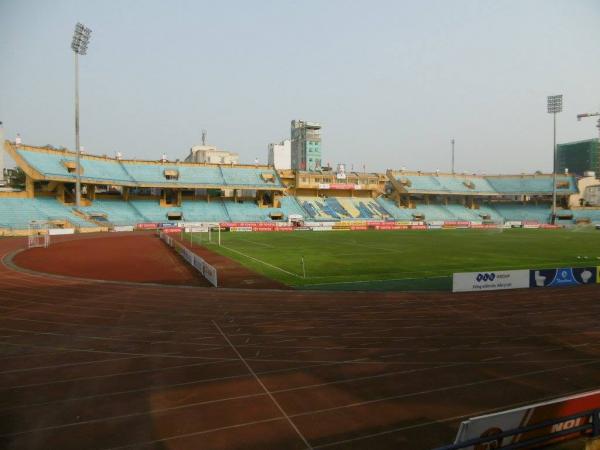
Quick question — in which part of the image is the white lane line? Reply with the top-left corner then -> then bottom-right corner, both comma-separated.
289,359 -> 600,420
212,320 -> 312,449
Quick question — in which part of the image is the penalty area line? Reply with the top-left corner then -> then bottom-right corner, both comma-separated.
216,243 -> 303,279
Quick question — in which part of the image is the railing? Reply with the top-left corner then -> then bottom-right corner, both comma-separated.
158,231 -> 218,287
433,408 -> 600,450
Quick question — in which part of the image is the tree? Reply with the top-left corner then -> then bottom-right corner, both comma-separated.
7,168 -> 26,190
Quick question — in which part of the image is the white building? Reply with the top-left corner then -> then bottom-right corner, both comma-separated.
185,145 -> 239,164
268,139 -> 291,170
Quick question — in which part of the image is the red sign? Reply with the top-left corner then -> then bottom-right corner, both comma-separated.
444,221 -> 471,227
137,223 -> 158,229
329,183 -> 357,190
162,227 -> 183,234
471,224 -> 501,229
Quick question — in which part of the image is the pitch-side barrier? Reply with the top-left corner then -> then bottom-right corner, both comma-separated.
158,231 -> 218,287
453,266 -> 599,292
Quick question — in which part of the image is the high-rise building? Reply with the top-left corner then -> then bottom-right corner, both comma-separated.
291,120 -> 321,171
268,139 -> 291,170
557,138 -> 599,176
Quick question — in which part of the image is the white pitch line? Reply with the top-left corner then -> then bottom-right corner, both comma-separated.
212,320 -> 312,449
218,244 -> 303,278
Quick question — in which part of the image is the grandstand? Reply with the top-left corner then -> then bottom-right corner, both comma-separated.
297,196 -> 390,220
1,141 -> 600,234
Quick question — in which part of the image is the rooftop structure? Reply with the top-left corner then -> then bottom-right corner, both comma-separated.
185,145 -> 239,165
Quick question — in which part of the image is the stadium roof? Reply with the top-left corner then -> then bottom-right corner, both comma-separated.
6,143 -> 283,190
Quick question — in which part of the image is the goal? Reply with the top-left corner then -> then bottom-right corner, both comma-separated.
28,221 -> 50,248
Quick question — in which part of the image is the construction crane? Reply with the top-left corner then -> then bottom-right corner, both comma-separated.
576,112 -> 600,140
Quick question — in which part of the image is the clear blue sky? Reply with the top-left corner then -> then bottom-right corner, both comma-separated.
1,0 -> 599,173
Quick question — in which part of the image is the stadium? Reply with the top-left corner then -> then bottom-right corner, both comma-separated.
2,140 -> 600,291
2,2 -> 600,449
1,136 -> 600,450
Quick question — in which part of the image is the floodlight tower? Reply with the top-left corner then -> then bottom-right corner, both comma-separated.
547,95 -> 563,224
576,112 -> 600,141
71,22 -> 92,208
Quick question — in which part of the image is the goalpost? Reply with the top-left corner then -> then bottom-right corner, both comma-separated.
208,225 -> 221,246
28,221 -> 50,248
186,224 -> 220,247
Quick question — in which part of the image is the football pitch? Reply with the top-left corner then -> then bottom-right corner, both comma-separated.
190,227 -> 600,291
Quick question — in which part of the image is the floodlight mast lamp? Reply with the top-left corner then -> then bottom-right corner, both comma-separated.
547,94 -> 562,225
71,22 -> 91,208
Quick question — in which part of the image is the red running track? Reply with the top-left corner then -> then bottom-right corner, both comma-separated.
13,233 -> 208,286
1,232 -> 600,450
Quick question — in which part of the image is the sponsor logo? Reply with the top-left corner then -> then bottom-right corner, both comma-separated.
550,417 -> 587,434
453,270 -> 530,292
476,273 -> 496,282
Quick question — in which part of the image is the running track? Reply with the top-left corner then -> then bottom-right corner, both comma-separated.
1,233 -> 600,449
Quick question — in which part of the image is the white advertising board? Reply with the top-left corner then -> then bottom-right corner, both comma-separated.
311,226 -> 332,231
453,270 -> 530,292
48,228 -> 75,235
112,225 -> 134,232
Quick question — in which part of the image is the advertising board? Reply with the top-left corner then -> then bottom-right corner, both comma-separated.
453,389 -> 600,450
529,267 -> 597,288
453,270 -> 530,292
137,223 -> 158,229
162,227 -> 183,234
112,225 -> 134,232
48,228 -> 75,235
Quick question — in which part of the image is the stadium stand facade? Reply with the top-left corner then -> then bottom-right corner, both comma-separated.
1,141 -> 600,235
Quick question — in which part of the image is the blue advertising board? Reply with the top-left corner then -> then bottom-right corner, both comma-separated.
530,267 -> 597,288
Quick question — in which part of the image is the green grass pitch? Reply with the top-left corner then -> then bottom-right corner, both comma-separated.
188,228 -> 600,291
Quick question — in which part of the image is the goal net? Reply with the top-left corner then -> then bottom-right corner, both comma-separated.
28,221 -> 50,249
